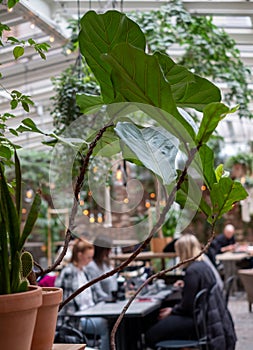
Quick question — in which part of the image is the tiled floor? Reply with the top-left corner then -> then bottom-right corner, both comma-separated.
228,292 -> 253,350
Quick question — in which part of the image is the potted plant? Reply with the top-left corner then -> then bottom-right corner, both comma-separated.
0,151 -> 43,350
0,150 -> 63,350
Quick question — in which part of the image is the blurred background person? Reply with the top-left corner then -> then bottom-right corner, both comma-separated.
86,235 -> 117,300
55,239 -> 110,350
207,224 -> 236,267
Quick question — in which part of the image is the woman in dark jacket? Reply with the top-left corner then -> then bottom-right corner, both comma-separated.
145,234 -> 236,350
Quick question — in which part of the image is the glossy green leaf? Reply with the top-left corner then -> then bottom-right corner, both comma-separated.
115,122 -> 178,185
0,165 -> 20,261
79,10 -> 146,103
215,164 -> 225,182
155,52 -> 221,111
76,93 -> 104,114
209,177 -> 248,223
0,212 -> 10,294
0,145 -> 12,160
17,118 -> 45,134
89,127 -> 121,157
13,46 -> 24,59
19,192 -> 41,250
196,103 -> 232,144
14,151 -> 21,218
175,171 -> 211,217
104,43 -> 195,140
196,144 -> 217,190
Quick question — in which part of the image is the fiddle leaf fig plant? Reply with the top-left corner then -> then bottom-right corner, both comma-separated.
76,9 -> 248,228
0,151 -> 41,294
47,13 -> 249,348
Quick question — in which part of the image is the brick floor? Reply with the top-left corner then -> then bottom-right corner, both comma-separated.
228,292 -> 253,350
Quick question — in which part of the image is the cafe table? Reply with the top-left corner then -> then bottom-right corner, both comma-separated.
216,251 -> 249,293
74,297 -> 163,350
111,251 -> 177,270
52,345 -> 85,350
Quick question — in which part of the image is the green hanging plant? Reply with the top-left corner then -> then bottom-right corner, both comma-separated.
129,0 -> 252,119
50,62 -> 100,135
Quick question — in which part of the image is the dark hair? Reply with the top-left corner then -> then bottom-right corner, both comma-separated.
93,236 -> 112,267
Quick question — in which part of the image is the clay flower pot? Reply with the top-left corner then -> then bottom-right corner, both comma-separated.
0,285 -> 42,350
31,286 -> 63,350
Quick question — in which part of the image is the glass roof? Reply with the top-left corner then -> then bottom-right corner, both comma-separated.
0,0 -> 252,153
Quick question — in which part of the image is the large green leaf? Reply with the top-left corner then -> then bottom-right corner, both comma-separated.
0,212 -> 10,294
14,151 -> 21,218
156,53 -> 221,111
196,103 -> 237,144
89,127 -> 121,157
76,93 -> 104,114
19,192 -> 41,250
0,165 -> 19,255
115,122 -> 178,185
103,43 -> 195,140
209,177 -> 248,223
196,144 -> 217,190
79,10 -> 146,103
175,171 -> 211,217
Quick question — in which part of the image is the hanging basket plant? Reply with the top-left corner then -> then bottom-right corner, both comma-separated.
50,59 -> 100,135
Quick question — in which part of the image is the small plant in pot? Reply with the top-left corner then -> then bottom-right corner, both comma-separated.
0,151 -> 62,350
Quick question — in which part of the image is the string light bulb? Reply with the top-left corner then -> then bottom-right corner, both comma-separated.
145,200 -> 151,208
89,213 -> 95,223
83,209 -> 89,216
116,165 -> 122,181
97,213 -> 103,223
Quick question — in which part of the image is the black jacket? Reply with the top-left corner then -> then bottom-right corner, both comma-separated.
172,261 -> 236,350
207,283 -> 237,350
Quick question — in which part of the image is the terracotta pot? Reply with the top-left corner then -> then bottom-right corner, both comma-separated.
0,285 -> 42,350
150,237 -> 173,252
31,286 -> 63,350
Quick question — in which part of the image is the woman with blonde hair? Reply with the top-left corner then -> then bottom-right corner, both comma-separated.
145,234 -> 236,349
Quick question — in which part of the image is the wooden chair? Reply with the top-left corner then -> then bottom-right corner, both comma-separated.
238,269 -> 253,312
155,289 -> 209,350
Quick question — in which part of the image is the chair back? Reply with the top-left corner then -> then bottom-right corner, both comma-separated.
193,288 -> 208,348
223,275 -> 235,305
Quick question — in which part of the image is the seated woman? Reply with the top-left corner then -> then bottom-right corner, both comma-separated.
145,234 -> 236,350
86,235 -> 117,300
55,239 -> 110,350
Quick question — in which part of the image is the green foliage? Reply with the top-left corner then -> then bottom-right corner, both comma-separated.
0,152 -> 41,294
78,9 -> 248,228
225,152 -> 253,175
162,207 -> 180,237
0,4 -> 50,166
50,64 -> 100,134
129,0 -> 252,119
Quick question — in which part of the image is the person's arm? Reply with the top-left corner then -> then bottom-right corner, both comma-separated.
85,266 -> 109,302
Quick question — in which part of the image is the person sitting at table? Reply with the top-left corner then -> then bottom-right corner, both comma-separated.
207,224 -> 236,267
55,239 -> 110,350
145,234 -> 236,349
164,232 -> 223,290
86,235 -> 117,300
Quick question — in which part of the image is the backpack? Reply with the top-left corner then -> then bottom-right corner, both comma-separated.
54,323 -> 88,344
